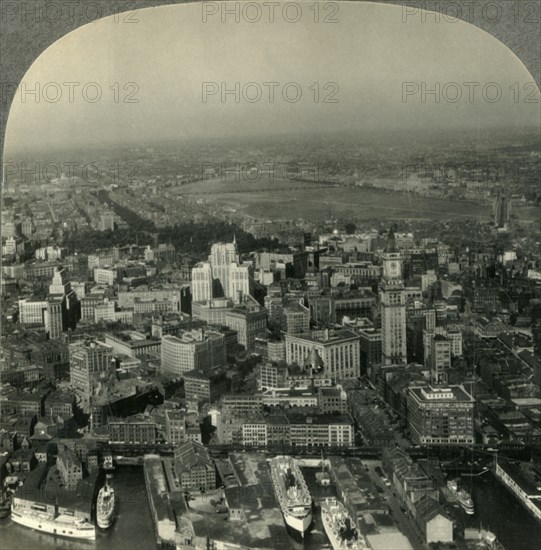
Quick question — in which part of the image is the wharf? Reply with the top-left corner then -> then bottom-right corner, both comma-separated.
144,452 -> 291,549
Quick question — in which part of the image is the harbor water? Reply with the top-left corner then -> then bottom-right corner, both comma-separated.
465,474 -> 541,550
0,468 -> 155,550
1,467 -> 540,550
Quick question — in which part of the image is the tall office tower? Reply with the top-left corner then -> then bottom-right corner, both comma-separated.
49,266 -> 73,295
49,266 -> 79,330
69,340 -> 114,406
430,335 -> 451,385
18,297 -> 64,340
227,262 -> 252,303
210,240 -> 239,267
380,229 -> 407,365
191,262 -> 213,302
44,298 -> 63,340
191,239 -> 253,304
209,241 -> 239,296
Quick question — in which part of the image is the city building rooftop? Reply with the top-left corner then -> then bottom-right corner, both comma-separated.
410,385 -> 474,403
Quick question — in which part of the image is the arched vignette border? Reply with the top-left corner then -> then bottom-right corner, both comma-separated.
0,0 -> 539,167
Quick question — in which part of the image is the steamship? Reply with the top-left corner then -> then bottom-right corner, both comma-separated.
270,456 -> 312,536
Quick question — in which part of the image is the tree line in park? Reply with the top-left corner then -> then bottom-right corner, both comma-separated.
62,220 -> 286,257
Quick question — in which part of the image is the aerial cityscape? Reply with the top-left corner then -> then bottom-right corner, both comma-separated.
1,3 -> 541,550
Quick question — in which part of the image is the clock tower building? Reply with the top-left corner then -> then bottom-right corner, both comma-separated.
380,229 -> 407,365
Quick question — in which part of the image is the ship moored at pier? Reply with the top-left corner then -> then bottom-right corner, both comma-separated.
96,482 -> 116,529
11,503 -> 96,540
8,462 -> 97,541
447,480 -> 475,515
321,497 -> 368,549
269,455 -> 313,536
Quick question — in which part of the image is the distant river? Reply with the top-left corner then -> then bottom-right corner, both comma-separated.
1,468 -> 539,550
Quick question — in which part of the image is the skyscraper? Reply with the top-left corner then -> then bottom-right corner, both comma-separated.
49,266 -> 80,331
430,335 -> 451,385
208,241 -> 234,297
49,266 -> 73,296
191,262 -> 213,302
191,239 -> 253,304
44,298 -> 63,340
227,262 -> 252,303
210,241 -> 239,272
69,340 -> 114,408
380,229 -> 407,365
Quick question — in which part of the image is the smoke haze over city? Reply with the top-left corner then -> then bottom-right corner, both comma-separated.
4,3 -> 540,156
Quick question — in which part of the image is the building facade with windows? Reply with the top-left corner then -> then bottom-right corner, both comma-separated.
407,385 -> 474,446
69,340 -> 114,404
380,236 -> 407,365
173,441 -> 216,491
160,329 -> 226,378
285,329 -> 361,381
108,417 -> 157,444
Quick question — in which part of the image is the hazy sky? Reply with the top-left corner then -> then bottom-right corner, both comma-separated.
4,1 -> 540,155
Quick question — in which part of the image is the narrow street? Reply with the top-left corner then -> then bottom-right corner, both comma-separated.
363,459 -> 427,549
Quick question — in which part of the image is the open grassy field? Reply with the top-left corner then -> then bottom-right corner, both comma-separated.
513,205 -> 541,225
177,176 -> 493,222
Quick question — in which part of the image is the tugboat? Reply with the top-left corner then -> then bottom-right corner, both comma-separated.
96,482 -> 116,529
445,479 -> 474,514
457,488 -> 475,515
316,469 -> 331,487
316,454 -> 331,487
270,456 -> 312,537
321,497 -> 368,549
